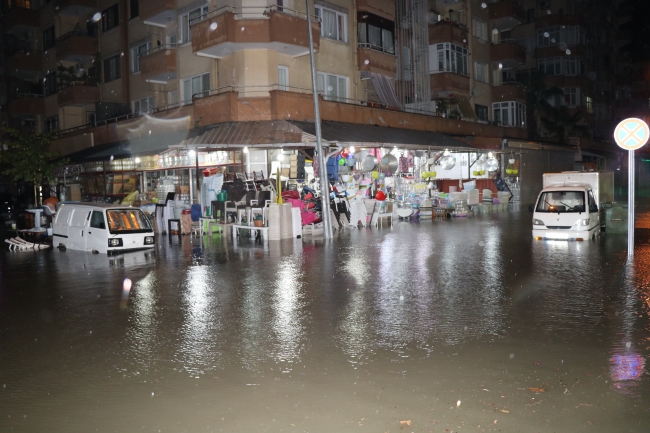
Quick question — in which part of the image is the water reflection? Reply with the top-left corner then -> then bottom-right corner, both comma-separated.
124,271 -> 161,375
175,265 -> 221,376
271,256 -> 307,370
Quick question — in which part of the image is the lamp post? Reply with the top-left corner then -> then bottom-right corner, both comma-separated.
305,0 -> 333,239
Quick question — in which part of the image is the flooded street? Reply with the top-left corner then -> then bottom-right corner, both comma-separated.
1,206 -> 649,432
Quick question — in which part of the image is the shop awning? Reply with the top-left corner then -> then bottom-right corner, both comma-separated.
289,121 -> 474,150
181,120 -> 310,148
65,130 -> 195,163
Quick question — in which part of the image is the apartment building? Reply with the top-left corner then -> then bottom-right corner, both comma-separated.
0,0 -> 629,170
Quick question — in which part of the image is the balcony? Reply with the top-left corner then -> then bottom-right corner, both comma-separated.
53,0 -> 97,16
2,6 -> 40,32
140,0 -> 177,28
356,0 -> 395,20
191,7 -> 319,59
489,0 -> 525,32
57,83 -> 100,107
55,31 -> 99,62
357,46 -> 397,78
140,45 -> 177,83
492,83 -> 526,103
5,50 -> 43,78
490,40 -> 526,69
429,20 -> 468,46
7,94 -> 45,116
430,72 -> 470,96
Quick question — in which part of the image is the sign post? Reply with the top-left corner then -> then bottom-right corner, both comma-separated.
614,118 -> 650,257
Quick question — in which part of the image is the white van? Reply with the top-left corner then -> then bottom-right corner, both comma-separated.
532,171 -> 613,241
53,204 -> 155,254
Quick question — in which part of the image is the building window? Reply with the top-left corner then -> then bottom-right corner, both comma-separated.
357,13 -> 394,54
493,101 -> 525,127
585,96 -> 593,114
131,42 -> 150,73
102,4 -> 119,33
278,65 -> 289,91
563,87 -> 580,107
474,61 -> 489,83
317,72 -> 347,102
44,72 -> 56,96
168,90 -> 178,107
472,18 -> 487,41
45,116 -> 58,132
526,9 -> 535,23
537,26 -> 585,47
43,26 -> 55,50
182,72 -> 210,103
475,104 -> 488,121
537,56 -> 581,76
130,0 -> 138,19
180,5 -> 208,44
103,55 -> 121,82
315,5 -> 347,42
133,96 -> 153,114
430,43 -> 469,76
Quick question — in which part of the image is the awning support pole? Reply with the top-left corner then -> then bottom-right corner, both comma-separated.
306,0 -> 333,239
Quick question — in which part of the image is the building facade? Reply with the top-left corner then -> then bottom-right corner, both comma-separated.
0,0 -> 631,160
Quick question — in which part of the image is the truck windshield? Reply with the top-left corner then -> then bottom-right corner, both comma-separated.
106,209 -> 153,234
536,191 -> 585,213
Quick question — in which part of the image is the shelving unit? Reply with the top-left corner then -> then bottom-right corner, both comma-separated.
59,149 -> 245,204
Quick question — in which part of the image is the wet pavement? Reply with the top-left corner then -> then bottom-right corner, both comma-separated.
1,205 -> 649,432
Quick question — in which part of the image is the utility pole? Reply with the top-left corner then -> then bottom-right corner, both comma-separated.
305,0 -> 333,239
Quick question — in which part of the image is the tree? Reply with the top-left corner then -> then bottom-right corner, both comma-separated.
539,106 -> 588,144
521,70 -> 564,140
0,128 -> 66,205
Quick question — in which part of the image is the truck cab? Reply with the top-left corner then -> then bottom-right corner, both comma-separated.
532,184 -> 600,241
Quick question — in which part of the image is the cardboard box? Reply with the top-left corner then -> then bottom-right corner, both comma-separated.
66,184 -> 81,201
179,185 -> 190,194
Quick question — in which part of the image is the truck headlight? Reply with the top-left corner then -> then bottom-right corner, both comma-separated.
144,236 -> 155,245
108,238 -> 123,247
533,219 -> 545,225
581,218 -> 590,226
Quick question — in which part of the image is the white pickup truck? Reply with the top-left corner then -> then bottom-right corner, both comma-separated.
531,171 -> 614,241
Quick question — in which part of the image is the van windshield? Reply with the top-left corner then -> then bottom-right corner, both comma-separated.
536,191 -> 585,213
106,209 -> 153,234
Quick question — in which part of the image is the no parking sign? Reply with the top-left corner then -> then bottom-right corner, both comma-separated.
614,118 -> 650,257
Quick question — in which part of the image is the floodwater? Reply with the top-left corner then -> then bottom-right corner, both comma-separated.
1,206 -> 649,433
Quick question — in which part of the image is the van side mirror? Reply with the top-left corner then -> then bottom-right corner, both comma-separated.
528,204 -> 534,213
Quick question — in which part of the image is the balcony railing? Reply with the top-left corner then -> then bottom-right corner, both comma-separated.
55,29 -> 98,62
139,44 -> 177,83
139,43 -> 177,59
55,84 -> 530,137
190,5 -> 319,25
190,5 -> 320,58
357,43 -> 395,56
